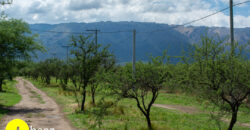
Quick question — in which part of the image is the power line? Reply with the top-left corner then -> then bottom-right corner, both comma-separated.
86,29 -> 100,54
99,33 -> 132,45
31,28 -> 132,34
62,45 -> 70,63
183,0 -> 249,27
29,0 -> 250,35
99,30 -> 132,34
31,29 -> 92,35
137,0 -> 250,34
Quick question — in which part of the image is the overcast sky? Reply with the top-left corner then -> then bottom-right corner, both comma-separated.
1,0 -> 250,27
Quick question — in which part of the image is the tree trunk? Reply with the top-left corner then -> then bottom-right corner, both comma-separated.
64,77 -> 68,85
81,85 -> 87,111
146,114 -> 152,130
46,76 -> 50,85
135,98 -> 153,130
91,86 -> 95,105
228,106 -> 238,130
247,95 -> 250,104
0,79 -> 3,92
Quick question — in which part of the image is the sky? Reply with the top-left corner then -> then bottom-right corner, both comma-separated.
1,0 -> 250,27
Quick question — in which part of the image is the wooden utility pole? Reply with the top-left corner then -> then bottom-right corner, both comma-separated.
86,29 -> 100,46
132,29 -> 136,78
86,29 -> 100,55
51,52 -> 56,59
62,45 -> 70,63
230,0 -> 234,56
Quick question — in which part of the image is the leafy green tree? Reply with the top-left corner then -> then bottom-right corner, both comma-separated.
58,61 -> 70,89
189,36 -> 250,130
89,98 -> 115,129
36,58 -> 61,85
0,17 -> 43,91
70,35 -> 113,111
107,57 -> 169,130
89,53 -> 116,105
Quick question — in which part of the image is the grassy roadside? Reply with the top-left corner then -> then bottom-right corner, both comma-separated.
0,80 -> 21,120
28,78 -> 250,130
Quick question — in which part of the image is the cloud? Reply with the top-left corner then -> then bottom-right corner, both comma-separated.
2,0 -> 250,28
142,0 -> 211,13
28,1 -> 51,14
68,0 -> 102,11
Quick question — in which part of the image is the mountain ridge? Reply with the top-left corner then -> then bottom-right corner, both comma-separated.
30,21 -> 250,62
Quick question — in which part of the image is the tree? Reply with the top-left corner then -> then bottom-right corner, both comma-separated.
70,35 -> 113,111
89,54 -> 116,105
0,17 -> 43,91
107,56 -> 169,130
36,58 -> 61,85
58,61 -> 70,89
189,36 -> 250,130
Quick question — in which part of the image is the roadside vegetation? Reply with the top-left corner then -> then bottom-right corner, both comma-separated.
0,80 -> 21,120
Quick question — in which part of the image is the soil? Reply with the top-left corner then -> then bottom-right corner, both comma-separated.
153,104 -> 250,128
153,104 -> 201,114
0,77 -> 76,130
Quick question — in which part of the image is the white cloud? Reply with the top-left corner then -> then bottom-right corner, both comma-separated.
1,0 -> 249,27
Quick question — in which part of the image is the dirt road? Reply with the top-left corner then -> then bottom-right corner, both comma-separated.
0,78 -> 76,130
153,104 -> 250,128
153,104 -> 201,114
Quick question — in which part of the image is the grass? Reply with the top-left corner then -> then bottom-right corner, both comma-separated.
0,80 -> 21,120
29,90 -> 45,104
28,78 -> 250,130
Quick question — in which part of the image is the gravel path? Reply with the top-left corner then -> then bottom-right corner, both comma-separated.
0,77 -> 76,130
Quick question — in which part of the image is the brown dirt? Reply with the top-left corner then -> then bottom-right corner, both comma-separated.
221,118 -> 250,127
0,77 -> 76,130
153,104 -> 202,114
153,104 -> 250,128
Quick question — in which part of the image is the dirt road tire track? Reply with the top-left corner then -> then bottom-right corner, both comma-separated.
0,77 -> 76,130
153,104 -> 250,128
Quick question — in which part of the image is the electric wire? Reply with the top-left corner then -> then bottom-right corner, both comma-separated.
29,1 -> 250,35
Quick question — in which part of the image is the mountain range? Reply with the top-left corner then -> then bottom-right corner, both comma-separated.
30,22 -> 250,63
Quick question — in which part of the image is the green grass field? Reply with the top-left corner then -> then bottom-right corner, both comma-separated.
29,78 -> 250,130
0,80 -> 21,120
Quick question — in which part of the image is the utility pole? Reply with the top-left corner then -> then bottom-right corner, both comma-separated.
132,29 -> 136,78
230,0 -> 234,56
62,45 -> 70,64
86,29 -> 100,55
51,52 -> 56,59
86,29 -> 100,48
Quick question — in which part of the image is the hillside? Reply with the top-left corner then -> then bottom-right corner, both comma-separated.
30,22 -> 250,62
